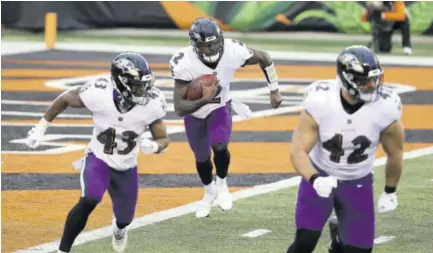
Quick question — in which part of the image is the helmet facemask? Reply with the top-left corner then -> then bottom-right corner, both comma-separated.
341,68 -> 384,102
191,35 -> 224,63
114,73 -> 155,105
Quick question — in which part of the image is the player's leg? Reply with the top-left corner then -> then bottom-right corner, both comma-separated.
184,114 -> 216,217
328,216 -> 344,253
108,166 -> 139,252
58,153 -> 110,253
334,173 -> 374,253
286,173 -> 334,253
207,103 -> 233,211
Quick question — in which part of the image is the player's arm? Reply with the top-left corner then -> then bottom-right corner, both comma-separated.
44,86 -> 86,122
380,120 -> 405,191
244,48 -> 277,89
290,110 -> 320,182
173,79 -> 217,117
243,48 -> 282,108
173,80 -> 209,117
26,86 -> 87,148
148,119 -> 169,153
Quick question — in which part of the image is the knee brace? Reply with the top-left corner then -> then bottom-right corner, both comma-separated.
287,229 -> 321,253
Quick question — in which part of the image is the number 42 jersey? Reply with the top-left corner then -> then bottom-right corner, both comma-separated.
303,80 -> 402,180
78,77 -> 167,171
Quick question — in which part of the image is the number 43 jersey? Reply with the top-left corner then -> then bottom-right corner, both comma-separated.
303,79 -> 402,180
78,77 -> 167,171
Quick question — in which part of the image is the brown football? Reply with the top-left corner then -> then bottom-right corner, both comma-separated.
186,74 -> 216,101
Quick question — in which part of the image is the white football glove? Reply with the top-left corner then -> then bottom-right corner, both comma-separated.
140,138 -> 159,154
377,192 -> 398,213
313,176 -> 338,198
26,118 -> 50,149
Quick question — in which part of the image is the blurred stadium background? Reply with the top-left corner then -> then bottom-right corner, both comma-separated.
1,1 -> 433,253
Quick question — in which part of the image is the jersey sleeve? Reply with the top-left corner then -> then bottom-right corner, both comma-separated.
226,38 -> 254,68
78,78 -> 107,112
379,89 -> 402,130
302,81 -> 331,124
148,88 -> 168,123
169,50 -> 194,82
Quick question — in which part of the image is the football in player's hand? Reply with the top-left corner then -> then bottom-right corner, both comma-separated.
186,74 -> 216,101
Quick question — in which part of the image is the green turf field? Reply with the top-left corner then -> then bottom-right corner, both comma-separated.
3,29 -> 433,56
71,155 -> 433,253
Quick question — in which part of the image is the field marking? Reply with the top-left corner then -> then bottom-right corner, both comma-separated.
1,100 -> 53,106
14,146 -> 433,253
374,236 -> 396,245
3,41 -> 433,66
0,111 -> 184,123
1,111 -> 92,119
241,229 -> 272,238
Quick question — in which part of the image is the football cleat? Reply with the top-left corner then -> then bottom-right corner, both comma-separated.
195,183 -> 217,218
112,218 -> 128,253
216,182 -> 233,211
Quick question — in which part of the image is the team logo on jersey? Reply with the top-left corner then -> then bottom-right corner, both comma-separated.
338,53 -> 364,73
114,59 -> 140,77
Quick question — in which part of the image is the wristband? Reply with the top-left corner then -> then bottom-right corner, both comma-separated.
268,81 -> 279,91
261,63 -> 279,91
309,174 -> 320,185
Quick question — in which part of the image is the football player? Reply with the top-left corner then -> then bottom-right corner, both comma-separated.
287,45 -> 404,253
26,52 -> 169,253
170,17 -> 283,218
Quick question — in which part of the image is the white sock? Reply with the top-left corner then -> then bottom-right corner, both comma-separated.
216,176 -> 227,187
112,219 -> 126,237
204,181 -> 216,195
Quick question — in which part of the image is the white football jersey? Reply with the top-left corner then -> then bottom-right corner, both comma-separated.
303,79 -> 402,180
169,38 -> 253,118
79,77 -> 167,171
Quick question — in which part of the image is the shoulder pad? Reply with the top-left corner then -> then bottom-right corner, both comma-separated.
303,80 -> 334,123
148,87 -> 167,110
146,87 -> 167,121
379,87 -> 402,123
169,49 -> 193,82
225,38 -> 253,67
78,77 -> 110,111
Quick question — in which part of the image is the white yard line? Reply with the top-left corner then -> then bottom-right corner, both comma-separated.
241,229 -> 272,238
2,41 -> 433,66
374,235 -> 396,245
13,146 -> 433,253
